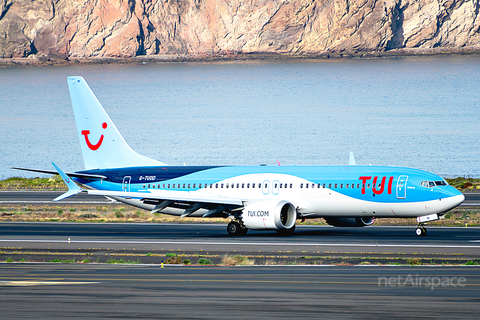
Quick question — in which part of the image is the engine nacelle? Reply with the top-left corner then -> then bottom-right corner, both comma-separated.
242,200 -> 296,230
324,217 -> 375,227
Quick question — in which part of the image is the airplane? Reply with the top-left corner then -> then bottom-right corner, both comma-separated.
13,76 -> 465,237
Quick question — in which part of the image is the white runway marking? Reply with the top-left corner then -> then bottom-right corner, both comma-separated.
0,239 -> 479,249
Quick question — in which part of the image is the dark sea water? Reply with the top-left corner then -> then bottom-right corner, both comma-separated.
1,56 -> 479,179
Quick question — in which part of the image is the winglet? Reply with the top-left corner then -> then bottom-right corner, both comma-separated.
349,152 -> 356,165
51,162 -> 84,201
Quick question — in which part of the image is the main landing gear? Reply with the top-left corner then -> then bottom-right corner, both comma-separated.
227,220 -> 248,236
415,224 -> 427,236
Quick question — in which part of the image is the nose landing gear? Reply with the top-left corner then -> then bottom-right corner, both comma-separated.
415,224 -> 427,236
415,213 -> 443,237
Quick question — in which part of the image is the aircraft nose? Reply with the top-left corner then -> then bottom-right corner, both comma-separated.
457,193 -> 465,205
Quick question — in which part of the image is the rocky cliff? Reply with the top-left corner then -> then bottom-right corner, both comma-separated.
1,0 -> 479,59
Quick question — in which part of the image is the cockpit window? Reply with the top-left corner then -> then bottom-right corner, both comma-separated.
421,180 -> 448,188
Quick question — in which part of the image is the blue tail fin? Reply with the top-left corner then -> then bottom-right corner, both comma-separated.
67,76 -> 166,169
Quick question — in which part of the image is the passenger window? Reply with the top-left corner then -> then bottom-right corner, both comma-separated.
193,184 -> 195,188
357,184 -> 360,189
183,184 -> 185,188
178,184 -> 180,189
334,184 -> 337,188
340,184 -> 343,188
367,184 -> 370,189
163,184 -> 165,188
221,183 -> 224,188
323,184 -> 326,188
317,184 -> 321,188
242,183 -> 245,188
143,184 -> 146,189
215,183 -> 218,188
265,183 -> 267,188
172,184 -> 175,189
300,183 -> 303,188
247,183 -> 250,188
237,183 -> 239,188
252,183 -> 255,188
329,183 -> 331,188
346,184 -> 349,188
274,183 -> 277,188
290,183 -> 293,188
152,184 -> 155,189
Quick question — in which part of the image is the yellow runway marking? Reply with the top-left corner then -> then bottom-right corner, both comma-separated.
0,281 -> 101,287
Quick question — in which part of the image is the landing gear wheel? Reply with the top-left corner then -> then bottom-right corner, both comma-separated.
276,225 -> 296,236
227,221 -> 241,235
227,221 -> 247,236
415,227 -> 427,236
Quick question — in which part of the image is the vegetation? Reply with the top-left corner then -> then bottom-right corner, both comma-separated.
221,254 -> 255,266
445,177 -> 480,190
0,176 -> 66,191
198,258 -> 212,265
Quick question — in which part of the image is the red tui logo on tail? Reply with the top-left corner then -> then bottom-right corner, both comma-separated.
82,122 -> 107,151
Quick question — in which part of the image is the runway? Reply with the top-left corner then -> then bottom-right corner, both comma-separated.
0,264 -> 479,319
1,191 -> 479,206
1,224 -> 479,318
1,223 -> 479,265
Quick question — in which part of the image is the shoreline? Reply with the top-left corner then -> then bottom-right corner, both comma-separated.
2,47 -> 480,68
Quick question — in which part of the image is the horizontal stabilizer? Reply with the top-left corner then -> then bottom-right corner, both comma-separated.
51,162 -> 84,201
11,167 -> 106,180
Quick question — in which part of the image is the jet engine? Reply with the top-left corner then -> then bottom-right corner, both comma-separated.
242,200 -> 296,230
324,217 -> 375,227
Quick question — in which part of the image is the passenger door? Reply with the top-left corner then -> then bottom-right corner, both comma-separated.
396,176 -> 408,199
122,176 -> 131,192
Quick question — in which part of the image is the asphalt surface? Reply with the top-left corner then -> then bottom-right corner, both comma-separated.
0,264 -> 479,319
0,223 -> 479,265
0,191 -> 479,206
1,222 -> 479,319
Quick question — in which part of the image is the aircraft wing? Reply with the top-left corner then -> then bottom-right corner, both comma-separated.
89,189 -> 243,218
86,189 -> 244,206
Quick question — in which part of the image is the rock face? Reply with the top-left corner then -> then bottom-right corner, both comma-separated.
1,0 -> 479,59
